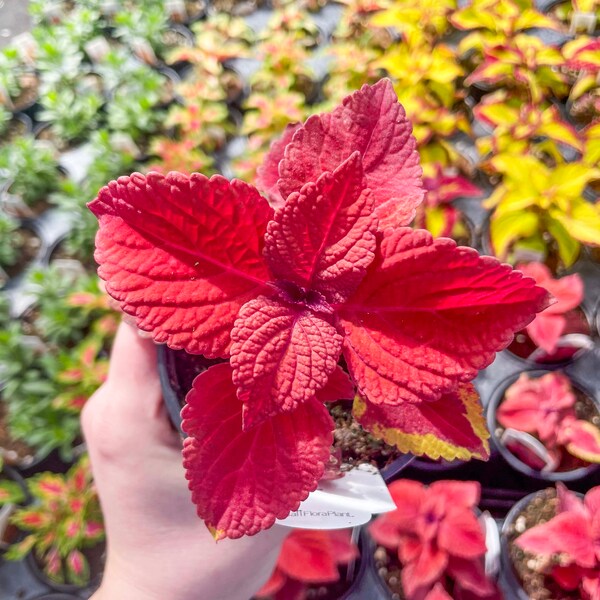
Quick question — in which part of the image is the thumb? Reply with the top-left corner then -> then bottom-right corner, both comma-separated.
83,321 -> 178,449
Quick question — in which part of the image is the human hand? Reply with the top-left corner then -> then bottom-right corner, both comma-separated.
82,322 -> 287,600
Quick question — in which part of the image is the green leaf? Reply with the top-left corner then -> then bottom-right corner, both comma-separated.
545,216 -> 581,267
549,200 -> 600,247
4,534 -> 36,561
490,210 -> 540,258
0,481 -> 25,505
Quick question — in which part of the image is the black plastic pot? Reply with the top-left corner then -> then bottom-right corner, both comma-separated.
499,490 -> 546,600
343,528 -> 390,600
26,542 -> 104,596
357,511 -> 501,600
486,369 -> 600,484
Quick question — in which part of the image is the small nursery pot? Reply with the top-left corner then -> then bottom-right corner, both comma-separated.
26,542 -> 104,595
486,370 -> 600,482
1,112 -> 33,144
342,528 -> 392,600
499,487 -> 573,599
365,511 -> 500,599
0,465 -> 29,548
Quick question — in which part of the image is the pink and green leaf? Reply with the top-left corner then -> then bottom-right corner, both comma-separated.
0,481 -> 26,505
66,550 -> 90,586
3,534 -> 36,561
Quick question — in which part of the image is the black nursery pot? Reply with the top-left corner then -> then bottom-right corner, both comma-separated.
498,488 -> 575,600
157,345 -> 225,435
359,511 -> 500,600
0,465 -> 29,546
486,370 -> 600,483
342,529 -> 391,600
499,490 -> 541,600
25,542 -> 104,595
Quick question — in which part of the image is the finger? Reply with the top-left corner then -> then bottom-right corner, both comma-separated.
106,321 -> 159,395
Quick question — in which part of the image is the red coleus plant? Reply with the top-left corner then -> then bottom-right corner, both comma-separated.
369,480 -> 501,600
497,371 -> 600,468
516,483 -> 600,599
89,79 -> 549,540
517,262 -> 584,355
255,529 -> 358,600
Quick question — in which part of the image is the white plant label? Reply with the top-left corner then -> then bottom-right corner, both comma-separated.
277,463 -> 396,530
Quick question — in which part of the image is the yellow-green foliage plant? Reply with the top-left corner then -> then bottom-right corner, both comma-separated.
450,0 -> 560,59
486,154 -> 600,267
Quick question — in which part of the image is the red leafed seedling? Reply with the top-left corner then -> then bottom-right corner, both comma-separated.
255,529 -> 358,600
516,483 -> 600,599
89,79 -> 550,539
369,480 -> 502,600
497,371 -> 600,470
514,262 -> 586,357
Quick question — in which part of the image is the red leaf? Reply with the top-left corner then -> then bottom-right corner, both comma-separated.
425,583 -> 453,600
369,480 -> 427,549
527,314 -> 566,355
265,153 -> 377,304
387,479 -> 427,532
181,363 -> 334,539
353,384 -> 490,461
423,167 -> 483,206
273,579 -> 307,600
516,512 -> 596,568
256,123 -> 302,209
431,480 -> 480,510
557,481 -> 587,516
341,228 -> 550,406
518,262 -> 584,354
447,556 -> 496,596
402,541 -> 448,598
277,530 -> 341,583
315,366 -> 355,403
256,567 -> 286,597
551,564 -> 586,591
328,529 -> 359,564
230,296 -> 343,429
89,171 -> 273,357
438,510 -> 487,559
369,517 -> 404,550
518,263 -> 583,316
583,573 -> 600,600
584,486 -> 600,517
278,79 -> 423,229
